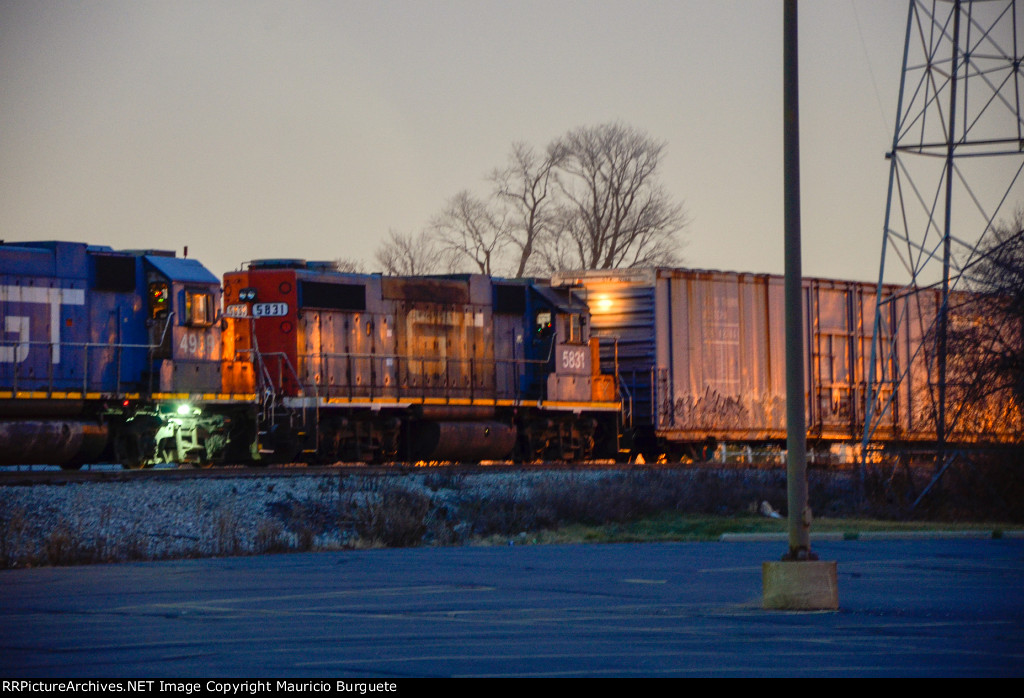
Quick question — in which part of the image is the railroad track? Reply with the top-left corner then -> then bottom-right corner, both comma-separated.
0,460 -> 641,485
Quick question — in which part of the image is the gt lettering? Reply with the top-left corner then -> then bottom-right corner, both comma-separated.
0,286 -> 85,364
0,316 -> 29,363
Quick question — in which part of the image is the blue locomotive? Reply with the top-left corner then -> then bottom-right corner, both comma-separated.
0,241 -> 255,468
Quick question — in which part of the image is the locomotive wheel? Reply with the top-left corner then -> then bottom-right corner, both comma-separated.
112,414 -> 163,469
190,449 -> 213,469
158,439 -> 176,466
266,424 -> 302,464
115,430 -> 155,470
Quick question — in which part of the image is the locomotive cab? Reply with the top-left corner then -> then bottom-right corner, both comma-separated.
492,281 -> 620,461
141,253 -> 253,468
512,282 -> 603,403
493,281 -> 593,401
142,253 -> 222,394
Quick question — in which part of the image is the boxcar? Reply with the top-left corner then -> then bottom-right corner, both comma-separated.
552,267 -> 1019,458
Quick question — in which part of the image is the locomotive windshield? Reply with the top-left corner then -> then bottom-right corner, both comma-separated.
535,310 -> 553,337
148,282 -> 169,319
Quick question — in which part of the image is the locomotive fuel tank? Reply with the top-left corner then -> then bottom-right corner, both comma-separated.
410,421 -> 517,462
0,420 -> 107,466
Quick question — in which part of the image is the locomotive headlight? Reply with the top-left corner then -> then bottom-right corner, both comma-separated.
177,403 -> 193,416
239,287 -> 258,302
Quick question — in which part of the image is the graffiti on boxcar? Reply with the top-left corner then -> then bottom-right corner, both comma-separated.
663,386 -> 785,433
816,387 -> 853,423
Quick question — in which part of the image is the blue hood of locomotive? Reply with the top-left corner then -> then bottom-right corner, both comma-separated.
143,254 -> 219,285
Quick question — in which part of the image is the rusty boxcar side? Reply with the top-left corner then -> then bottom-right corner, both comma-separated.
553,267 -> 1020,457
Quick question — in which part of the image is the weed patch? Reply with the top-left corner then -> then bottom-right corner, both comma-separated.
350,485 -> 431,547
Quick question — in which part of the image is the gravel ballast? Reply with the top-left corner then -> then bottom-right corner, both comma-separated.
0,467 -> 863,567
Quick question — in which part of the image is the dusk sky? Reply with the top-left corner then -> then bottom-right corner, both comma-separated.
2,1 -> 919,282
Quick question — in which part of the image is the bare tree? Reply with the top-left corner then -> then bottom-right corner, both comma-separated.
416,123 -> 685,276
491,142 -> 564,277
430,144 -> 563,278
334,258 -> 366,273
956,211 -> 1024,407
532,204 -> 586,275
931,210 -> 1024,440
373,229 -> 451,276
547,122 -> 686,271
431,191 -> 510,275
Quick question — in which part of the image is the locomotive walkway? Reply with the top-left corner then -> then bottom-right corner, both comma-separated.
1,538 -> 1022,677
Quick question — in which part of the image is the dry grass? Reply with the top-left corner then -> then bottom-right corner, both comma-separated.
2,460 -> 1020,569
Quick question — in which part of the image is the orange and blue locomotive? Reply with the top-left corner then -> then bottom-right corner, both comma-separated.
222,260 -> 620,463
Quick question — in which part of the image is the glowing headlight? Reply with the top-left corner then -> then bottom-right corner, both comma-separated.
177,404 -> 192,416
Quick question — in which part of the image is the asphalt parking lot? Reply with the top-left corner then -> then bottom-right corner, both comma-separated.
2,539 -> 1022,677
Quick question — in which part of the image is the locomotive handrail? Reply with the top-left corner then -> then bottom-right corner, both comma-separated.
299,350 -> 555,366
617,376 -> 634,428
233,344 -> 278,431
233,347 -> 276,403
1,336 -> 172,398
252,351 -> 308,397
148,311 -> 176,393
244,347 -> 316,444
242,344 -> 331,454
242,348 -> 305,403
289,350 -> 557,403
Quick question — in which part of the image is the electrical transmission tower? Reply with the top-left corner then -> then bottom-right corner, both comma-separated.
863,0 -> 1024,487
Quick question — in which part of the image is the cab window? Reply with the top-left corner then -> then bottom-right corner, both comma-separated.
185,290 -> 215,327
535,310 -> 553,337
566,314 -> 584,344
149,282 -> 170,320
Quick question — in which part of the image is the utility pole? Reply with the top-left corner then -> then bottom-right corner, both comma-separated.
762,0 -> 838,611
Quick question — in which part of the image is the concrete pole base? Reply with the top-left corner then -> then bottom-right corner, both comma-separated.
762,560 -> 839,610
